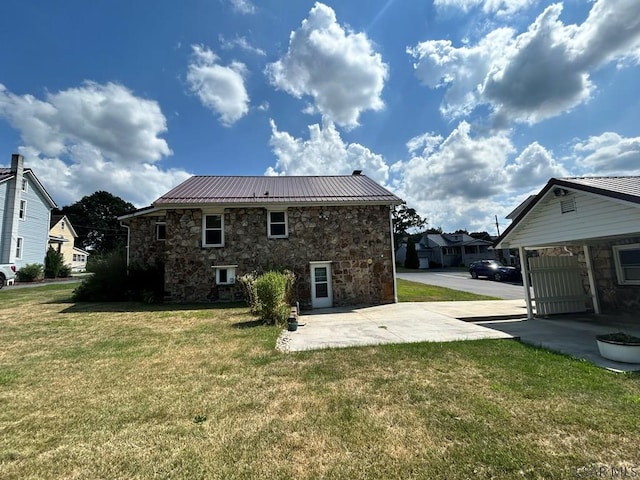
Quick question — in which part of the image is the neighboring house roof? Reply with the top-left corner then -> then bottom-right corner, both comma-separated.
72,246 -> 90,255
0,167 -> 57,208
50,214 -> 79,238
506,195 -> 536,220
495,176 -> 640,248
421,233 -> 492,248
153,174 -> 403,206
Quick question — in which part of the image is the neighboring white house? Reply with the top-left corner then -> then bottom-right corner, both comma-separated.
0,154 -> 57,269
396,233 -> 494,268
495,176 -> 640,319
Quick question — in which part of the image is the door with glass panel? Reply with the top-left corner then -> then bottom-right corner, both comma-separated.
310,262 -> 332,308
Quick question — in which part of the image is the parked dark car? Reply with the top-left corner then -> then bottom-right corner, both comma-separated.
469,260 -> 521,282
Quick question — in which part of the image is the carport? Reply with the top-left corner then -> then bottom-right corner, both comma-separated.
495,177 -> 640,319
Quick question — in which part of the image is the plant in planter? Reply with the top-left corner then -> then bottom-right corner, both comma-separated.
596,332 -> 640,364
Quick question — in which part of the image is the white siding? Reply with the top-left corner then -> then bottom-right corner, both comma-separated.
505,191 -> 640,247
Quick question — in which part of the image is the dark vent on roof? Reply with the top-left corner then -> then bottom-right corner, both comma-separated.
352,170 -> 362,175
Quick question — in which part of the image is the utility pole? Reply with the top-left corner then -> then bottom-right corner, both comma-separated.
495,215 -> 500,236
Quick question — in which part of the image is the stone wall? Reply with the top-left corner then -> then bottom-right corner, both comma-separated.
536,236 -> 640,313
126,205 -> 396,306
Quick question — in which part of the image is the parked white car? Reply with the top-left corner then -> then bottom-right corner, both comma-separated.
0,264 -> 17,289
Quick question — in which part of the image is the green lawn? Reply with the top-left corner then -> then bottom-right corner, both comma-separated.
1,284 -> 639,479
397,278 -> 500,301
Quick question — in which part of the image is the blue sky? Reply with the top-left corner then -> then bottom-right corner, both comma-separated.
1,0 -> 639,233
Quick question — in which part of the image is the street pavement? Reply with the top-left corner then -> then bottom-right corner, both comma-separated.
397,270 -> 527,300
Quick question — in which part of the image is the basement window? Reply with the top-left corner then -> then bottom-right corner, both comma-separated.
213,265 -> 237,285
613,244 -> 640,285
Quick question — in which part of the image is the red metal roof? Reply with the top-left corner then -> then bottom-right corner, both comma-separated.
154,175 -> 403,206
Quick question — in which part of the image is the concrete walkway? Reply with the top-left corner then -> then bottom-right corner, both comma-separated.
278,300 -> 640,372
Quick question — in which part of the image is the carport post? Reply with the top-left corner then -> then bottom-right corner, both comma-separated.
519,246 -> 534,320
583,245 -> 601,314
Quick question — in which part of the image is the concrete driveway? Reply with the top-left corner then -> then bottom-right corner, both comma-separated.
278,301 -> 640,372
278,301 -> 521,352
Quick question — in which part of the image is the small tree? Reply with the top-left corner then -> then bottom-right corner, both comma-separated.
404,238 -> 420,269
44,246 -> 65,278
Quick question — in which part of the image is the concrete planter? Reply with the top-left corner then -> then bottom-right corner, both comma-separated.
596,334 -> 640,364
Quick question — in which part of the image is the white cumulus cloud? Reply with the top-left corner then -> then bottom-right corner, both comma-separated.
573,132 -> 640,175
266,2 -> 388,128
0,82 -> 171,162
229,0 -> 256,15
187,45 -> 250,126
409,0 -> 640,125
434,0 -> 537,17
266,119 -> 389,184
0,82 -> 189,207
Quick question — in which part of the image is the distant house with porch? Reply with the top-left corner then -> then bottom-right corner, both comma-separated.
396,233 -> 493,268
495,176 -> 640,318
48,215 -> 89,271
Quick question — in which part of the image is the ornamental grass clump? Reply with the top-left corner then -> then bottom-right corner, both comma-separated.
254,270 -> 294,325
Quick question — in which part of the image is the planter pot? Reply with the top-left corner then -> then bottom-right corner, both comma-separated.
596,337 -> 640,364
287,321 -> 298,332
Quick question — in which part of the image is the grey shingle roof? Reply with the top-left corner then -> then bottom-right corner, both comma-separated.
0,168 -> 14,183
556,176 -> 640,202
154,175 -> 403,206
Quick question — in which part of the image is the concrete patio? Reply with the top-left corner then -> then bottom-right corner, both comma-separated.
278,300 -> 640,372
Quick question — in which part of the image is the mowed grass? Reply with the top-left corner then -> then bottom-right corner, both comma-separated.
1,284 -> 640,479
397,278 -> 500,301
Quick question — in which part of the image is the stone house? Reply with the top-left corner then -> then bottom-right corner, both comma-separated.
495,176 -> 640,318
119,172 -> 403,307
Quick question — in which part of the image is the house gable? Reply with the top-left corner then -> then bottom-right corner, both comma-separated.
497,177 -> 640,249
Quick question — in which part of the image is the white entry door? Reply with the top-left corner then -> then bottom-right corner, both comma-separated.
310,262 -> 332,308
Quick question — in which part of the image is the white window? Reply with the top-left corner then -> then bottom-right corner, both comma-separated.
268,211 -> 288,238
213,265 -> 237,285
203,214 -> 224,247
21,178 -> 27,192
156,222 -> 167,241
73,254 -> 77,261
16,237 -> 23,259
613,244 -> 640,285
19,200 -> 26,220
61,220 -> 65,230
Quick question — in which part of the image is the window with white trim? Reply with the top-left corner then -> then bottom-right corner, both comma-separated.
21,178 -> 27,192
203,214 -> 224,247
156,222 -> 167,241
213,265 -> 236,285
613,244 -> 640,285
16,237 -> 23,259
268,211 -> 288,238
19,200 -> 26,220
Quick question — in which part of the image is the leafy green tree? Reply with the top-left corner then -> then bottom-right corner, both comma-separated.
404,238 -> 420,269
470,231 -> 492,241
393,203 -> 427,245
55,191 -> 136,253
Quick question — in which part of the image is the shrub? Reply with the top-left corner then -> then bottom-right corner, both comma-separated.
16,263 -> 44,282
237,272 -> 261,315
73,250 -> 128,301
254,271 -> 294,325
58,265 -> 72,278
73,251 -> 165,303
44,246 -> 65,278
